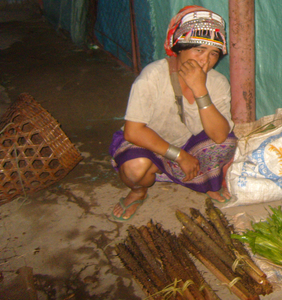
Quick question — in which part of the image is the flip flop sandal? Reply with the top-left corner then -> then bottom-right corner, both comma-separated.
205,193 -> 231,204
111,196 -> 147,222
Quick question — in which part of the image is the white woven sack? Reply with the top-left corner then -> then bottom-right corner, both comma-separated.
225,108 -> 282,208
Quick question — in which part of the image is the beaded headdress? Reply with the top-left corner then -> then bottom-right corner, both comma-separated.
164,6 -> 227,57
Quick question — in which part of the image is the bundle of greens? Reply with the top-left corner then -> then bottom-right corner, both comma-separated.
232,205 -> 282,266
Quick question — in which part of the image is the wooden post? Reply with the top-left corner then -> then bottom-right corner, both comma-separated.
129,0 -> 141,74
229,0 -> 256,123
18,266 -> 38,300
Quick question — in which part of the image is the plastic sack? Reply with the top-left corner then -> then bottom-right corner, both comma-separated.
225,108 -> 282,208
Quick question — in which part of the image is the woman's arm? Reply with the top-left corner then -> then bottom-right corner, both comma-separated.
198,104 -> 230,143
124,120 -> 200,181
179,58 -> 230,144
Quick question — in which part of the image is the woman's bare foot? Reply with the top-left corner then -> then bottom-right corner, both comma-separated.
112,188 -> 147,220
206,187 -> 231,203
206,190 -> 225,202
221,187 -> 231,200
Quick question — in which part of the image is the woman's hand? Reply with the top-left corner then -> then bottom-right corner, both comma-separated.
179,59 -> 208,97
177,57 -> 230,144
176,149 -> 200,182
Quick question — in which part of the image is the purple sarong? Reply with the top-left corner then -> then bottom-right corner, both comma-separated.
109,130 -> 237,193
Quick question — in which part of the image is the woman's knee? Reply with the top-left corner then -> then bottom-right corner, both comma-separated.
120,157 -> 153,182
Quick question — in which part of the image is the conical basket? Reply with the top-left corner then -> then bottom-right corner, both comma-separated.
0,93 -> 82,205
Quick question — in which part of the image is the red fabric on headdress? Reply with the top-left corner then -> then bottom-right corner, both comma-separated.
164,6 -> 212,57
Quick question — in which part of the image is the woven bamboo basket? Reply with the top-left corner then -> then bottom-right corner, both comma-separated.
0,93 -> 82,205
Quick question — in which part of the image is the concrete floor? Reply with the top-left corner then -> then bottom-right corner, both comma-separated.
0,8 -> 282,300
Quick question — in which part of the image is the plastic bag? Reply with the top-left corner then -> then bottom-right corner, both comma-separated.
225,108 -> 282,208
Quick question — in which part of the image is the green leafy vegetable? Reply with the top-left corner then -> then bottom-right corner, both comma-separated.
231,206 -> 282,266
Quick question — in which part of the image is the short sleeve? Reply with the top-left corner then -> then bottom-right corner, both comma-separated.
125,76 -> 157,124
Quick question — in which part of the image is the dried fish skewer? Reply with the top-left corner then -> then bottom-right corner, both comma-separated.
176,210 -> 236,268
214,207 -> 269,281
170,236 -> 221,300
125,235 -> 166,289
179,226 -> 257,298
189,207 -> 233,256
127,226 -> 169,284
216,211 -> 273,295
190,208 -> 263,294
205,199 -> 270,288
139,224 -> 161,259
166,233 -> 215,300
179,234 -> 259,300
206,200 -> 272,295
215,209 -> 267,280
116,202 -> 272,300
176,209 -> 265,298
115,243 -> 163,299
148,222 -> 206,300
205,199 -> 234,247
190,207 -> 266,295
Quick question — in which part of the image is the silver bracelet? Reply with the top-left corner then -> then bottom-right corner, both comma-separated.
164,144 -> 181,161
195,93 -> 212,109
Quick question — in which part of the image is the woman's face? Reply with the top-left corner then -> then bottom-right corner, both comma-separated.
178,45 -> 220,72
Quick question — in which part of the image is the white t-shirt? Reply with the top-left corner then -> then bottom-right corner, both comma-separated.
124,58 -> 234,147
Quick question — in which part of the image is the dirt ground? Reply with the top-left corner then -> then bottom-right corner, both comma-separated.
0,8 -> 282,300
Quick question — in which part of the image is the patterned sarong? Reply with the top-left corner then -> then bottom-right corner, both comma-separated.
109,130 -> 237,193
